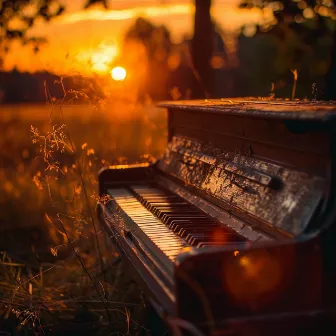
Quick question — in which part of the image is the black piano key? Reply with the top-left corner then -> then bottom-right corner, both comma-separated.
130,185 -> 246,250
165,215 -> 210,226
162,212 -> 207,222
153,206 -> 192,216
150,203 -> 193,208
181,229 -> 217,240
168,216 -> 214,225
156,208 -> 199,218
146,201 -> 186,211
179,226 -> 217,236
169,220 -> 215,231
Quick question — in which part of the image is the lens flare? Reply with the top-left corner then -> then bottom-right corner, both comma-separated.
111,66 -> 127,81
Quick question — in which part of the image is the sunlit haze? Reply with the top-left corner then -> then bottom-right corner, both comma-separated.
2,0 -> 264,75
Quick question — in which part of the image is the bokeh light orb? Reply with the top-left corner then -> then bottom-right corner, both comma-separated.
111,66 -> 127,81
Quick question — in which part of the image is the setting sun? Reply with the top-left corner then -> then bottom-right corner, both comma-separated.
111,66 -> 127,81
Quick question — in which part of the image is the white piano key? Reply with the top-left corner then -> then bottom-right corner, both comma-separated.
108,188 -> 187,261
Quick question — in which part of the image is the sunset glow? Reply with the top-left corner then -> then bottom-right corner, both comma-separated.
91,45 -> 118,73
1,1 -> 264,75
75,43 -> 119,74
59,4 -> 193,24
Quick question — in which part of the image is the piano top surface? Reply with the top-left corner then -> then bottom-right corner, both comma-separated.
158,98 -> 336,120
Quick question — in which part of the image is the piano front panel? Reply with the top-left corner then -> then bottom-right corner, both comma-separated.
158,135 -> 325,237
167,107 -> 330,175
174,234 -> 324,332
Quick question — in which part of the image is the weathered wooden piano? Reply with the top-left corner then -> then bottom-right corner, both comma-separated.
98,99 -> 336,335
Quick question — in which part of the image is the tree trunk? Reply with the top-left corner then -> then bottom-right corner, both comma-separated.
192,0 -> 214,98
325,30 -> 336,100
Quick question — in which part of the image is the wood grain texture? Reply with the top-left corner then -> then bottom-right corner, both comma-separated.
158,135 -> 325,237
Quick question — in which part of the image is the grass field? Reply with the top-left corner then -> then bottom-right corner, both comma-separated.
0,100 -> 167,335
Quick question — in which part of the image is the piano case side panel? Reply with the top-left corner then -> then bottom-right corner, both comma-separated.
174,237 -> 326,335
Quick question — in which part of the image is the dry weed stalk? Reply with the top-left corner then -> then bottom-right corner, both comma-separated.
291,69 -> 298,100
0,78 -> 145,334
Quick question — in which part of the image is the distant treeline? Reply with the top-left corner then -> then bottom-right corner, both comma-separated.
0,70 -> 103,103
0,23 -> 334,104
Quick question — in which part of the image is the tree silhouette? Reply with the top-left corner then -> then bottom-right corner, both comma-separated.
123,17 -> 172,100
0,0 -> 108,60
0,0 -> 64,53
239,0 -> 336,99
0,0 -> 216,98
192,0 -> 214,98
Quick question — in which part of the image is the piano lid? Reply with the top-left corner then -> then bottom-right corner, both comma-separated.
158,98 -> 336,120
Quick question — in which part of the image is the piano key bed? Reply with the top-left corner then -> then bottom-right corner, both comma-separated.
108,185 -> 246,262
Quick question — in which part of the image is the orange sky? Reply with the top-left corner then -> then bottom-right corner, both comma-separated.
3,0 -> 264,76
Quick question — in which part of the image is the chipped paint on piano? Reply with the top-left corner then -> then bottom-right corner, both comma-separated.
158,135 -> 325,237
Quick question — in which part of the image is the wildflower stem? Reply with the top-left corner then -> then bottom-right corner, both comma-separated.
56,214 -> 112,324
291,69 -> 298,100
57,103 -> 111,324
59,106 -> 106,278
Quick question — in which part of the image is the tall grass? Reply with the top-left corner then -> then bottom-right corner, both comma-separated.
0,78 -> 166,335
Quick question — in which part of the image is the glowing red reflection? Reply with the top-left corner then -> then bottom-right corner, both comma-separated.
222,248 -> 294,310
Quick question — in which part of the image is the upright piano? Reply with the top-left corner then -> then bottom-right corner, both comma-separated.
98,99 -> 336,335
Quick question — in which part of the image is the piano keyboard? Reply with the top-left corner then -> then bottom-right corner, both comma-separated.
108,185 -> 246,262
108,188 -> 186,264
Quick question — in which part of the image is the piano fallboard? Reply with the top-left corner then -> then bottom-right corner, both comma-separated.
158,135 -> 325,237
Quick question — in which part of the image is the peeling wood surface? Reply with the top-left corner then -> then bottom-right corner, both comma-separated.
158,135 -> 325,237
156,174 -> 273,242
